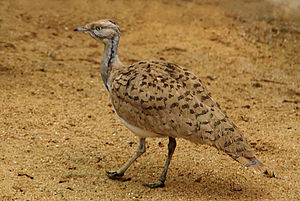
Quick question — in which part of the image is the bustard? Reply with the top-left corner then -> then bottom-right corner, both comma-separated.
74,19 -> 273,188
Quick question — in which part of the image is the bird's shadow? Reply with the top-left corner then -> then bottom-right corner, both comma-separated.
122,162 -> 269,199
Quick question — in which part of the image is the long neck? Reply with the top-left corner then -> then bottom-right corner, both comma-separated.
100,36 -> 120,90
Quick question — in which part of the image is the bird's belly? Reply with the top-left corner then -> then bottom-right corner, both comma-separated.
118,116 -> 162,138
112,106 -> 162,138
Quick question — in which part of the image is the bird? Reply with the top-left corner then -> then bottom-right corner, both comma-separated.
74,19 -> 273,188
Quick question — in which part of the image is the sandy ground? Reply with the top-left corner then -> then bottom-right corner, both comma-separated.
0,0 -> 299,200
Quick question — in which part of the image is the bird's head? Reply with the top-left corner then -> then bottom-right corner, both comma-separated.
74,19 -> 120,43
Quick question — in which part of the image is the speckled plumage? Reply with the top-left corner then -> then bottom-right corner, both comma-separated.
110,60 -> 256,160
74,19 -> 272,188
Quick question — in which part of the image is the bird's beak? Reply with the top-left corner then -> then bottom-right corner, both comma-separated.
74,27 -> 87,31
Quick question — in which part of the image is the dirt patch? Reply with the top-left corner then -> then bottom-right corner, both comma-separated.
0,0 -> 299,200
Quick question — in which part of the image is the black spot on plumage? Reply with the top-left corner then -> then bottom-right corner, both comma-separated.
157,106 -> 164,110
170,102 -> 179,108
221,118 -> 227,122
130,86 -> 137,91
141,82 -> 147,86
177,74 -> 184,80
146,106 -> 153,110
184,72 -> 191,76
193,103 -> 199,108
165,68 -> 173,73
161,78 -> 168,83
196,109 -> 209,117
201,94 -> 210,102
163,83 -> 168,88
168,94 -> 174,98
225,127 -> 235,132
194,83 -> 201,88
182,104 -> 189,109
184,91 -> 190,96
133,96 -> 139,101
214,120 -> 221,128
166,63 -> 175,70
178,95 -> 184,100
149,96 -> 155,101
190,109 -> 195,114
185,97 -> 192,101
186,122 -> 192,126
156,97 -> 163,101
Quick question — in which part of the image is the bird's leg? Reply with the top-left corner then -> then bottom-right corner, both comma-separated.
106,137 -> 146,181
143,137 -> 176,188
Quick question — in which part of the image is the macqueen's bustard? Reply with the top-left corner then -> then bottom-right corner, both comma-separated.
74,19 -> 273,188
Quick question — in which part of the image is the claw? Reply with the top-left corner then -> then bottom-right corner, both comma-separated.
106,170 -> 131,181
142,180 -> 165,188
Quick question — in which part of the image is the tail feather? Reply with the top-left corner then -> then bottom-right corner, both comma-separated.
233,155 -> 275,177
234,155 -> 265,174
213,124 -> 275,177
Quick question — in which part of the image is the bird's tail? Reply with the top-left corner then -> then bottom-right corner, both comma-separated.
232,154 -> 274,177
213,125 -> 275,177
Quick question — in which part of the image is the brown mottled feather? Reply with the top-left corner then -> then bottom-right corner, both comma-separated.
109,61 -> 265,173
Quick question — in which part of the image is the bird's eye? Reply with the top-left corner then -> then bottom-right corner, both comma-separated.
95,27 -> 102,31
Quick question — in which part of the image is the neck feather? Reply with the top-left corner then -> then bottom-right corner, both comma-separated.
100,36 -> 120,90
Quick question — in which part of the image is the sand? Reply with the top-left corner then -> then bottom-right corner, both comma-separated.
0,0 -> 299,200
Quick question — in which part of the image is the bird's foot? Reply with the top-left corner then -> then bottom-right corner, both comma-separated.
142,180 -> 165,188
106,170 -> 131,181
264,170 -> 276,178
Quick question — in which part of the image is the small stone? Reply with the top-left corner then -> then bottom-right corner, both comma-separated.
241,105 -> 250,109
252,82 -> 262,88
158,142 -> 164,147
194,177 -> 202,183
